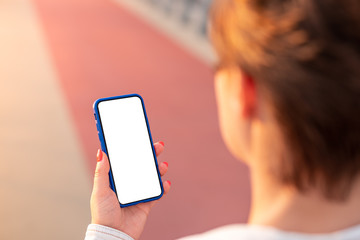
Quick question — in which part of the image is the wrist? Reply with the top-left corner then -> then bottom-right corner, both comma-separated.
86,224 -> 134,240
91,218 -> 136,239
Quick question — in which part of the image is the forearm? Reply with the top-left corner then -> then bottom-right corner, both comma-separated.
85,224 -> 134,240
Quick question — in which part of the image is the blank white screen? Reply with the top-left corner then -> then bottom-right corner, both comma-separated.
98,96 -> 162,205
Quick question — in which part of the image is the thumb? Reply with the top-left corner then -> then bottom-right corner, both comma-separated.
93,149 -> 110,192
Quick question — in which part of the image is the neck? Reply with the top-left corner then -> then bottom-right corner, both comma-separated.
245,102 -> 360,233
248,166 -> 360,233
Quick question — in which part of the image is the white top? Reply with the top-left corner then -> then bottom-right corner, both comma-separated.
84,223 -> 360,240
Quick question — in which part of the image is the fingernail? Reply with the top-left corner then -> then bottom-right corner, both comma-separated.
97,149 -> 103,162
159,141 -> 165,147
163,162 -> 168,167
167,180 -> 171,186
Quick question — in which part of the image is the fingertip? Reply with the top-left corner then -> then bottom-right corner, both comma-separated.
96,149 -> 103,162
94,151 -> 110,190
154,142 -> 164,156
163,180 -> 171,195
159,162 -> 168,176
95,150 -> 109,172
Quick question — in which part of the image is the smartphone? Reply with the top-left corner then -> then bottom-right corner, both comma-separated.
93,94 -> 163,207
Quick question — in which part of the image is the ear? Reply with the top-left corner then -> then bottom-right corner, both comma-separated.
240,72 -> 257,118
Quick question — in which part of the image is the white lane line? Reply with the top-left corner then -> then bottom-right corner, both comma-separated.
0,0 -> 91,239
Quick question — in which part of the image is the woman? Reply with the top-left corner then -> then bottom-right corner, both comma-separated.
85,0 -> 360,239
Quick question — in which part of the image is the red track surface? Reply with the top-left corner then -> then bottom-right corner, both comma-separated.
33,0 -> 251,239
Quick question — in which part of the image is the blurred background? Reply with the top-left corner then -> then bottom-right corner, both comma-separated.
0,0 -> 250,239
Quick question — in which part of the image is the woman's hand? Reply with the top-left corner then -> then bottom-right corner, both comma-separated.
90,142 -> 171,240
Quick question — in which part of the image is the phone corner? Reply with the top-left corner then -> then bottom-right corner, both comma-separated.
93,98 -> 103,110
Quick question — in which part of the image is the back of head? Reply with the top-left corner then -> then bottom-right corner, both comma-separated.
210,0 -> 360,200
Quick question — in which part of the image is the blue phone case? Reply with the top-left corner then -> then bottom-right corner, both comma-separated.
93,94 -> 164,207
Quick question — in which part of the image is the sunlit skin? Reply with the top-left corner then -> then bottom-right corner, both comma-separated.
214,67 -> 360,233
91,67 -> 360,239
90,142 -> 170,240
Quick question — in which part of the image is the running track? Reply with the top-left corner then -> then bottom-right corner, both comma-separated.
33,0 -> 251,239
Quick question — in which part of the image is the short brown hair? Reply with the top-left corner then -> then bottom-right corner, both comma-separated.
210,0 -> 360,200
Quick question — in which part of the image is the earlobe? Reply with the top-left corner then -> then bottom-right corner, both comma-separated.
241,72 -> 257,118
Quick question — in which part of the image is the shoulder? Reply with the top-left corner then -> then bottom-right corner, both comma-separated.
176,224 -> 261,240
176,224 -> 360,240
